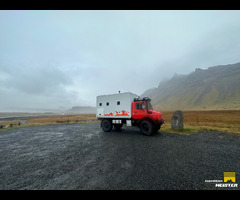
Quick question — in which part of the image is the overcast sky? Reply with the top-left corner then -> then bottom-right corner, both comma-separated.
1,10 -> 240,111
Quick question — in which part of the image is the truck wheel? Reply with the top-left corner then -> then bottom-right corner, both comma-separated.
114,124 -> 123,131
140,120 -> 153,136
101,119 -> 113,132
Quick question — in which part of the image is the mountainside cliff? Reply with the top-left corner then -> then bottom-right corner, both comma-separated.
142,62 -> 240,110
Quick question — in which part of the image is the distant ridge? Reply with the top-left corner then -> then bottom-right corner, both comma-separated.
141,62 -> 240,111
66,106 -> 96,114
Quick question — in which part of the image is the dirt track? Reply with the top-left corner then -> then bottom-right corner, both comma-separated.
0,123 -> 240,190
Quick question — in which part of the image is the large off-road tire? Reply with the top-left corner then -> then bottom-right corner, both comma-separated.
101,119 -> 113,132
114,124 -> 123,131
140,120 -> 153,136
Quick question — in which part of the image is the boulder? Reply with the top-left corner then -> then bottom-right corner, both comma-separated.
171,110 -> 184,130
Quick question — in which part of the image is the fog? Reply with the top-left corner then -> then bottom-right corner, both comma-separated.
1,10 -> 240,112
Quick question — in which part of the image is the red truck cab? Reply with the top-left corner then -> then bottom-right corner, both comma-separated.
131,97 -> 164,135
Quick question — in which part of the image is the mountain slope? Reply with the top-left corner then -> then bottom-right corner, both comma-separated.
142,62 -> 240,110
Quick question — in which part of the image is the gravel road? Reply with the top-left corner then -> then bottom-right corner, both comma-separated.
0,123 -> 240,190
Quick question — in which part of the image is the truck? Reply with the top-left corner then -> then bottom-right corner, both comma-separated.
96,92 -> 164,136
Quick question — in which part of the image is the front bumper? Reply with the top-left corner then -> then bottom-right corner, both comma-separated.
156,119 -> 165,126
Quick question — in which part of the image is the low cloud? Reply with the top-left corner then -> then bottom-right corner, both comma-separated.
0,62 -> 77,111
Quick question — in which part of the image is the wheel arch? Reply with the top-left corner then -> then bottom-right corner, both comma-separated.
138,117 -> 156,127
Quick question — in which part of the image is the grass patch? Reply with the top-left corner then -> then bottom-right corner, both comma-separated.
160,110 -> 240,135
160,123 -> 198,135
0,114 -> 99,132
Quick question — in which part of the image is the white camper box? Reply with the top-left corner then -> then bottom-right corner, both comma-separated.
96,92 -> 138,119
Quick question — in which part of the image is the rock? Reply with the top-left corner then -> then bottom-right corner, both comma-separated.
171,110 -> 184,130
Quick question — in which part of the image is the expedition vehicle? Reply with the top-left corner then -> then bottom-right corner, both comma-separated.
96,92 -> 164,136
